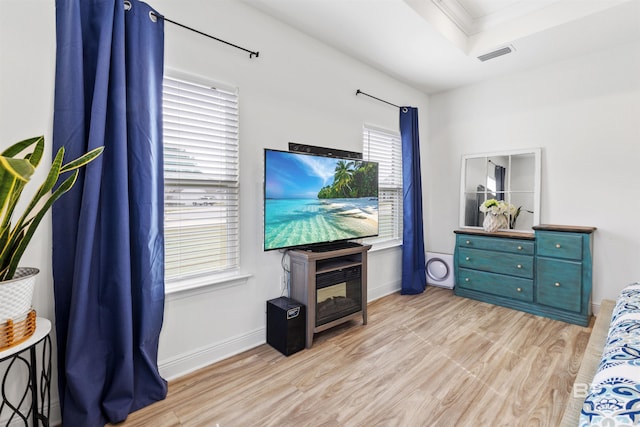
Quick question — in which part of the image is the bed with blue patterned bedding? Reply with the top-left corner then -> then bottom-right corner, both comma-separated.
580,283 -> 640,426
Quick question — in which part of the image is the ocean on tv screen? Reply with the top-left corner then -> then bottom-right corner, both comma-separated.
264,150 -> 379,250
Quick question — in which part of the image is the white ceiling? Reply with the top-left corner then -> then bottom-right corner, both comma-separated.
242,0 -> 640,94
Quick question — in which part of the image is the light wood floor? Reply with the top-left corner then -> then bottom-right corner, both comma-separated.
115,286 -> 592,427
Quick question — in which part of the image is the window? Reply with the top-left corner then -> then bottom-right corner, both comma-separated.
363,125 -> 402,245
163,75 -> 239,284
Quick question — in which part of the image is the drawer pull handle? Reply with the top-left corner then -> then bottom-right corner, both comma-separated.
555,243 -> 561,248
516,288 -> 522,292
555,282 -> 561,287
517,264 -> 522,269
465,257 -> 470,261
465,278 -> 470,282
517,246 -> 522,250
466,240 -> 471,245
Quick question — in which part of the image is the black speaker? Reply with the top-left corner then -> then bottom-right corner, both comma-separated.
266,297 -> 306,356
288,142 -> 362,160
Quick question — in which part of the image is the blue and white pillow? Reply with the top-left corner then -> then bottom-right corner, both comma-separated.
580,283 -> 640,426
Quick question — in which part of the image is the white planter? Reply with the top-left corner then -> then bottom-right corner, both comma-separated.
0,267 -> 38,321
483,213 -> 508,233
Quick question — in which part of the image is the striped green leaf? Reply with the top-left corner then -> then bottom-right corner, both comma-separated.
60,146 -> 104,173
0,156 -> 35,182
0,136 -> 103,280
1,136 -> 43,158
4,171 -> 79,280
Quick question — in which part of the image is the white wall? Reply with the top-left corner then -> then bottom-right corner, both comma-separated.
427,40 -> 640,307
1,0 -> 426,421
0,0 -> 59,423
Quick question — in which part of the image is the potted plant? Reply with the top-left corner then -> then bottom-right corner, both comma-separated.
0,135 -> 102,347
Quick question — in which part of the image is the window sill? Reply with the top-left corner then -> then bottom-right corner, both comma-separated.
165,271 -> 252,300
367,239 -> 402,253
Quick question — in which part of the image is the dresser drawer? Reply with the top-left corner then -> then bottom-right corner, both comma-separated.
457,235 -> 534,255
458,248 -> 533,279
458,268 -> 533,302
536,231 -> 582,260
536,258 -> 582,312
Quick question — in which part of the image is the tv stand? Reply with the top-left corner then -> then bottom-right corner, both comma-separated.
289,244 -> 371,348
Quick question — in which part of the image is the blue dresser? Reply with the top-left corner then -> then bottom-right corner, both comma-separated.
454,225 -> 596,326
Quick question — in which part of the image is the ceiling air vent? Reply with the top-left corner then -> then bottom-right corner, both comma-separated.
477,45 -> 515,62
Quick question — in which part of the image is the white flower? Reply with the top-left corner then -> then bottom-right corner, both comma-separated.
479,199 -> 508,215
479,199 -> 522,229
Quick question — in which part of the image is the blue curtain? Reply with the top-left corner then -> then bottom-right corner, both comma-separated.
52,1 -> 167,425
400,107 -> 427,295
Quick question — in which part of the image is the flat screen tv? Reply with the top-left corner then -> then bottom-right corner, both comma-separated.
264,148 -> 379,251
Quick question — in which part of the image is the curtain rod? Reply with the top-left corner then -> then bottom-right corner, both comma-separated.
355,89 -> 399,109
150,12 -> 260,59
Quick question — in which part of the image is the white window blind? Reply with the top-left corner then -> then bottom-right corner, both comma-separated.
163,76 -> 240,282
363,125 -> 403,244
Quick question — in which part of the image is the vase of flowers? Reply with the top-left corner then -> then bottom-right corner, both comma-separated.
479,199 -> 520,232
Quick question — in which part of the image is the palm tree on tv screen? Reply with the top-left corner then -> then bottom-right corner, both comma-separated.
333,160 -> 355,197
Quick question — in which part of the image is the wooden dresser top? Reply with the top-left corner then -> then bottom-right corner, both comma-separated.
454,229 -> 535,240
532,224 -> 597,233
455,224 -> 597,239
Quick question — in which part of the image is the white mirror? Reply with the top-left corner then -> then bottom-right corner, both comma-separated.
459,148 -> 541,232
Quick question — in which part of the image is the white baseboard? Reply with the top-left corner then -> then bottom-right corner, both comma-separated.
47,400 -> 61,427
592,301 -> 601,317
368,279 -> 401,302
159,327 -> 265,381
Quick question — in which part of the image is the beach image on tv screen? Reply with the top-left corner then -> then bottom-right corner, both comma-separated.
264,150 -> 378,250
